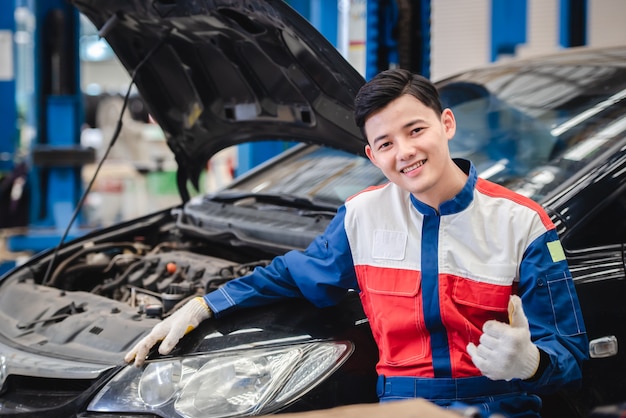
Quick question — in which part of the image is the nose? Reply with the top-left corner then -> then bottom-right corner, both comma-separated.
396,137 -> 416,161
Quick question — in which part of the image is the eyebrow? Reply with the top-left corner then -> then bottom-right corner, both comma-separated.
371,118 -> 426,145
371,133 -> 388,145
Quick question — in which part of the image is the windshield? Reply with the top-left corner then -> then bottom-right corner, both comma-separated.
438,61 -> 626,201
218,56 -> 626,206
225,145 -> 388,207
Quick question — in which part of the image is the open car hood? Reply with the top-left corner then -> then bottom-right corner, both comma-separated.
73,0 -> 367,196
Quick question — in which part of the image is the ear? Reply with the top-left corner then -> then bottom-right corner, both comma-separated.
365,144 -> 380,168
441,108 -> 456,140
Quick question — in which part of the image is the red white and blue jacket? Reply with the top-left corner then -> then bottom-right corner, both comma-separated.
205,159 -> 588,394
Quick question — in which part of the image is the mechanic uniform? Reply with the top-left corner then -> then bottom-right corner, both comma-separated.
204,159 -> 589,416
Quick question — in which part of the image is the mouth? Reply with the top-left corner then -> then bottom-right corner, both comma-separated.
401,159 -> 426,174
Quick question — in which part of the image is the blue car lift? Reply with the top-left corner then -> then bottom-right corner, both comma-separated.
0,7 -> 16,175
365,0 -> 431,80
0,2 -> 19,276
2,0 -> 93,274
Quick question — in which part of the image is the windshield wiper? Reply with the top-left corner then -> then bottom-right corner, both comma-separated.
207,191 -> 338,213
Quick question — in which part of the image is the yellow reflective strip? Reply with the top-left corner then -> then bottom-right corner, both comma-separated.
547,240 -> 566,262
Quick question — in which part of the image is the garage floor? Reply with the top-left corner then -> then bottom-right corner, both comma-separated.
276,399 -> 461,418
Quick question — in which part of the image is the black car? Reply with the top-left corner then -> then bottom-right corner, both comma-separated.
0,0 -> 625,417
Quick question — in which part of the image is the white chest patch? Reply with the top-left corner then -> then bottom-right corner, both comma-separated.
372,230 -> 408,260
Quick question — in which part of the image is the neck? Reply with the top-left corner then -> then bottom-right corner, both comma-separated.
413,160 -> 468,210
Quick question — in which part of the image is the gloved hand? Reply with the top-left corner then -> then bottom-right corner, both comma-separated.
124,296 -> 212,367
467,295 -> 540,381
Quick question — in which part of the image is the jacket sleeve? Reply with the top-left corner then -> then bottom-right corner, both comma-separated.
203,206 -> 358,317
517,228 -> 589,394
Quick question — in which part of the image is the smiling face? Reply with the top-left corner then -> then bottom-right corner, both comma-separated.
364,94 -> 466,209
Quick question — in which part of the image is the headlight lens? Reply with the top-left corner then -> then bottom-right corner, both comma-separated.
88,341 -> 352,417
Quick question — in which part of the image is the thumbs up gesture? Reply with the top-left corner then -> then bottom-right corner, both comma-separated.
467,295 -> 540,381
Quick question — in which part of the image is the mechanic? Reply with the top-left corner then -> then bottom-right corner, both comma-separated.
125,68 -> 589,417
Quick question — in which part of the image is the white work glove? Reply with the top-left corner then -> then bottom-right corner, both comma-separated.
124,297 -> 212,367
467,295 -> 540,381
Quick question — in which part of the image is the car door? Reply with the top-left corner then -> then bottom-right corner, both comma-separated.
546,137 -> 626,412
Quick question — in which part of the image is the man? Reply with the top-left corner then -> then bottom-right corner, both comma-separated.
125,69 -> 588,417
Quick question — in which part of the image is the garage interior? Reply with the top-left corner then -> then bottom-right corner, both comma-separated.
0,1 -> 625,417
1,0 -> 626,271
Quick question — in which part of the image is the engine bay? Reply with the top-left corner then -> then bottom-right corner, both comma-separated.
0,210 -> 274,363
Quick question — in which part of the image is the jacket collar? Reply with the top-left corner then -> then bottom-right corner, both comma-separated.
409,159 -> 476,216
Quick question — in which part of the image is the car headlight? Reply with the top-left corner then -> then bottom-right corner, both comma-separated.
88,341 -> 353,417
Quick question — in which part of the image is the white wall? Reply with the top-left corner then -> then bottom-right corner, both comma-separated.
431,0 -> 491,81
431,0 -> 626,80
515,0 -> 560,59
82,59 -> 129,93
588,1 -> 626,47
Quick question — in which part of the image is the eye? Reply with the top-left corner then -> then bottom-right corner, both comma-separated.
378,141 -> 392,150
410,127 -> 423,136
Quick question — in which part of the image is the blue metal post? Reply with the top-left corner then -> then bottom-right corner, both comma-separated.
491,0 -> 527,62
364,0 -> 379,81
0,1 -> 17,173
365,1 -> 430,80
237,141 -> 293,174
310,0 -> 338,49
559,0 -> 587,48
31,0 -> 83,230
1,0 -> 19,274
7,0 -> 88,253
365,0 -> 399,80
417,0 -> 431,79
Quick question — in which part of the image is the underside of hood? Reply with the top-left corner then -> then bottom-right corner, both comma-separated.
72,0 -> 367,199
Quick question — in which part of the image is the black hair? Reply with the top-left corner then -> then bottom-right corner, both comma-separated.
354,68 -> 443,139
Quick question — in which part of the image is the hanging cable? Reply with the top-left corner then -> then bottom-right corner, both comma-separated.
41,21 -> 173,286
